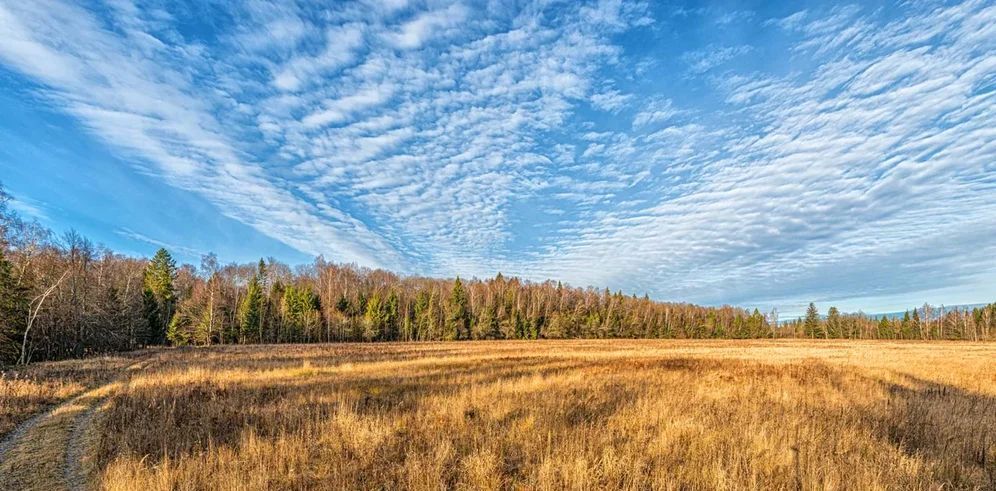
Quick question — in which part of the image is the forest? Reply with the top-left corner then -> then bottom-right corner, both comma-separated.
1,183 -> 994,365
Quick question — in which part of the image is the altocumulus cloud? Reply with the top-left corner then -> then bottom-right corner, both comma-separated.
0,0 -> 994,316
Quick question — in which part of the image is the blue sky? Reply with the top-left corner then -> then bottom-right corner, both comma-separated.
1,0 -> 994,317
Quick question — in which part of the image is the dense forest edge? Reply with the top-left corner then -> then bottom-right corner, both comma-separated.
1,183 -> 994,365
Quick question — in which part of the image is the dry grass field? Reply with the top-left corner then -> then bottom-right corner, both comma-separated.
2,340 -> 995,490
0,354 -> 140,437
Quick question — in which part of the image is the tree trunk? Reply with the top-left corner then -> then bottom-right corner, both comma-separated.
19,270 -> 69,365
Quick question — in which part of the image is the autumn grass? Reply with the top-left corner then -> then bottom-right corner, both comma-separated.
78,341 -> 996,489
0,355 -> 139,438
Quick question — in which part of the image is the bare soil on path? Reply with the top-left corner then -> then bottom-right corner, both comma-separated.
0,358 -> 152,491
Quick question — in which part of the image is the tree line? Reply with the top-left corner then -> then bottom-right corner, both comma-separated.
1,184 -> 993,365
789,301 -> 995,341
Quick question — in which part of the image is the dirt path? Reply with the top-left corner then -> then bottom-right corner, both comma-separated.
0,405 -> 53,463
0,358 -> 151,491
63,391 -> 106,490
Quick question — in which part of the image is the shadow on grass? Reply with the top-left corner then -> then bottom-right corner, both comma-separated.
92,354 -> 996,489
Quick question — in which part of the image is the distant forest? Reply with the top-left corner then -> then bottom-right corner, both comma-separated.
1,184 -> 994,365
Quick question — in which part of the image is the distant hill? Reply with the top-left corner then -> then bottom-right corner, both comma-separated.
862,303 -> 988,321
781,303 -> 989,324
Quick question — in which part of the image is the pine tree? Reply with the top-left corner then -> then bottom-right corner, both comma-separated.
446,278 -> 470,340
332,294 -> 346,314
749,308 -> 770,338
166,309 -> 192,346
384,290 -> 400,341
877,316 -> 893,339
363,293 -> 383,341
707,311 -> 724,338
544,312 -> 567,339
911,309 -> 922,339
282,285 -> 319,342
239,272 -> 263,343
0,248 -> 28,364
826,307 -> 841,338
412,291 -> 430,341
803,303 -> 822,338
143,248 -> 176,345
900,311 -> 912,339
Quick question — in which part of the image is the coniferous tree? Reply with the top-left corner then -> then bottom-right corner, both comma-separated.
143,248 -> 176,344
900,311 -> 912,339
166,306 -> 193,346
877,316 -> 893,339
446,278 -> 470,340
363,293 -> 383,341
335,294 -> 350,315
911,309 -> 922,339
412,291 -> 430,341
239,270 -> 263,343
282,285 -> 319,342
826,307 -> 841,338
749,308 -> 770,338
0,249 -> 28,364
384,290 -> 400,341
803,303 -> 822,338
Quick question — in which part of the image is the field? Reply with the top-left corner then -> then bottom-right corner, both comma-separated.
1,341 -> 994,490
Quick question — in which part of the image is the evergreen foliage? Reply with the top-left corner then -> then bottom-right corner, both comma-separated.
143,248 -> 176,345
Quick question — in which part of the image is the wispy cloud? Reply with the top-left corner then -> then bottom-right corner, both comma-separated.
531,0 -> 996,313
632,97 -> 678,127
116,228 -> 203,258
0,0 -> 993,315
7,194 -> 49,221
0,0 -> 403,270
682,44 -> 752,74
387,3 -> 468,49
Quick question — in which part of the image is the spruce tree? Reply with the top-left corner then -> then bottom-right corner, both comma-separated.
239,272 -> 263,343
282,285 -> 319,342
143,248 -> 176,345
803,302 -> 822,338
446,277 -> 470,340
826,307 -> 841,338
413,291 -> 430,341
877,316 -> 893,339
335,294 -> 350,314
0,249 -> 28,364
384,290 -> 399,341
363,293 -> 383,341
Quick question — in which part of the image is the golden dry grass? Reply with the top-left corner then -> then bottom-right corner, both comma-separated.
34,341 -> 996,490
0,355 -> 139,438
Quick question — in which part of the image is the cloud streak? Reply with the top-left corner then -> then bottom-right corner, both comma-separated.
0,0 -> 993,316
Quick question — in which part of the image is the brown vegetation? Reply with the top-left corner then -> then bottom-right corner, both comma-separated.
28,340 -> 988,490
0,354 -> 137,438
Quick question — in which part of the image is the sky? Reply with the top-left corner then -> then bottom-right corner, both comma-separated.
0,0 -> 994,317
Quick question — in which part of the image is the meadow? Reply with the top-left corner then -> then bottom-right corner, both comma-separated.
1,340 -> 994,490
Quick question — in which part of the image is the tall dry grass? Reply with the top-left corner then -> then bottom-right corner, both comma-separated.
0,355 -> 139,438
92,341 -> 995,490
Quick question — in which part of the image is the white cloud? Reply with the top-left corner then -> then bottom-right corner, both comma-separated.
0,0 -> 403,270
7,194 -> 49,221
682,44 -> 752,74
590,88 -> 633,112
632,97 -> 677,127
301,84 -> 395,128
0,0 -> 993,315
116,228 -> 203,258
388,3 -> 468,49
272,23 -> 365,91
531,0 -> 996,311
